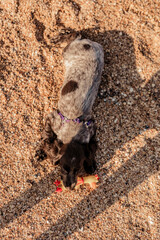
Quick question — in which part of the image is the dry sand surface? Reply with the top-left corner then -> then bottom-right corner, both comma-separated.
0,0 -> 160,239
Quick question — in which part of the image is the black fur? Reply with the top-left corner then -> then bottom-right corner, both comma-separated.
55,136 -> 97,189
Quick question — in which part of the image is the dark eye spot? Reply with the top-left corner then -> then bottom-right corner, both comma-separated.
62,81 -> 78,96
83,44 -> 91,50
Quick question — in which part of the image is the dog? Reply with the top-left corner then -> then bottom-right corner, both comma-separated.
35,36 -> 104,189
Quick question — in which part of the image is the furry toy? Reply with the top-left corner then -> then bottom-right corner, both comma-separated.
54,175 -> 99,193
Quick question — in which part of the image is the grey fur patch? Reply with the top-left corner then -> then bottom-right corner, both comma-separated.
59,37 -> 104,119
62,81 -> 78,96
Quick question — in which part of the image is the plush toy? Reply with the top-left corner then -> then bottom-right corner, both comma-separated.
54,175 -> 99,193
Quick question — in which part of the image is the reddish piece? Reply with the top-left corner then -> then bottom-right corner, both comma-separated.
54,175 -> 99,193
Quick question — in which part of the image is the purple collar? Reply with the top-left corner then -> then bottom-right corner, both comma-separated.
58,111 -> 81,123
58,110 -> 92,127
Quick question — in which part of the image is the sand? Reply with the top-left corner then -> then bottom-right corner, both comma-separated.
0,0 -> 160,239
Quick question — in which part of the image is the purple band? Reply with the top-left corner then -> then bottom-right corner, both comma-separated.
58,110 -> 92,126
86,120 -> 92,126
58,111 -> 81,124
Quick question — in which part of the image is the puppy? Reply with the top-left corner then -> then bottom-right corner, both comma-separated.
35,36 -> 104,188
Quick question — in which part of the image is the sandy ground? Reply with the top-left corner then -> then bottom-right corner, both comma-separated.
0,0 -> 160,239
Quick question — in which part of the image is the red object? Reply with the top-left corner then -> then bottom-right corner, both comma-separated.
54,180 -> 61,186
95,174 -> 99,180
55,187 -> 62,192
77,177 -> 84,185
54,174 -> 99,193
